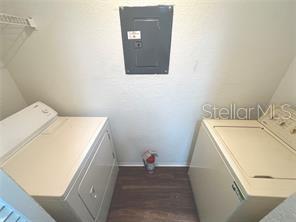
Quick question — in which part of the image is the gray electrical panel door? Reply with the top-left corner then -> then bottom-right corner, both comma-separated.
119,5 -> 173,74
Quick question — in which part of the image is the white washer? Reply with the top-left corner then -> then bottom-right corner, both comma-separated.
0,102 -> 118,222
189,107 -> 296,222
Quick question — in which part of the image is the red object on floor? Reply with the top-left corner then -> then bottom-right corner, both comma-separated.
146,155 -> 155,163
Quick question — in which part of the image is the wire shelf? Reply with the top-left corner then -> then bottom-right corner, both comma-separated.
0,13 -> 37,29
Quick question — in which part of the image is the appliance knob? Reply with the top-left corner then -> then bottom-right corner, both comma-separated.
278,119 -> 286,126
42,109 -> 49,114
290,127 -> 296,135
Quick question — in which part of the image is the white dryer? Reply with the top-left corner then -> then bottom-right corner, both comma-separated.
0,102 -> 118,222
189,107 -> 296,222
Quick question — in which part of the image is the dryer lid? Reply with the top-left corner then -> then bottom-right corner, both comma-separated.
0,102 -> 57,164
214,126 -> 296,180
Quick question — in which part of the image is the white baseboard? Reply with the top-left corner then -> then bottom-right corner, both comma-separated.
118,162 -> 189,167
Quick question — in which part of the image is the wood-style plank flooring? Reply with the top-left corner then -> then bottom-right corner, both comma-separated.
107,167 -> 199,222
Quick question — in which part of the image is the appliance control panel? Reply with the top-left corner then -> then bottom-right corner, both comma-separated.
260,105 -> 296,151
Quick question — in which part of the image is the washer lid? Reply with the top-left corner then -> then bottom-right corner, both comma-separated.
214,126 -> 296,180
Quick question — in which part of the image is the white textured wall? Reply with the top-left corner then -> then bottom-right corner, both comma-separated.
0,15 -> 27,120
271,57 -> 296,105
3,0 -> 295,165
271,3 -> 296,106
0,65 -> 27,120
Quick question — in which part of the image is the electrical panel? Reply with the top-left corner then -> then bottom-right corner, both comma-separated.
119,5 -> 173,74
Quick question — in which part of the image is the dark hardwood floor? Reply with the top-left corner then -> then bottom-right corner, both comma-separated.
107,167 -> 199,222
